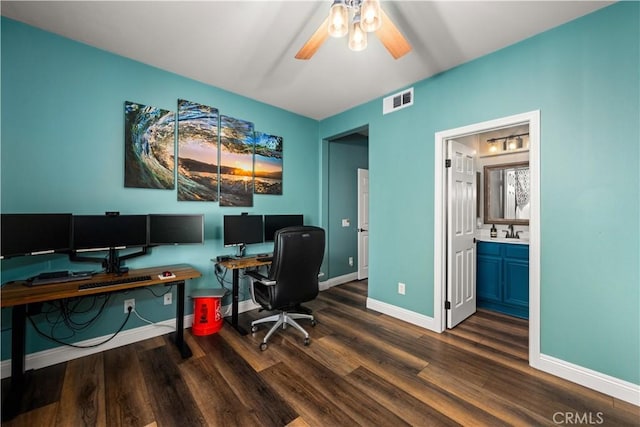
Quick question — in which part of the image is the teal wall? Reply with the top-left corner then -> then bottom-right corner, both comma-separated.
0,18 -> 319,357
2,2 -> 639,387
328,134 -> 368,278
320,2 -> 639,385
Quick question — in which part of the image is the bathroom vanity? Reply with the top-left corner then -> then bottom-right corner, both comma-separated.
476,239 -> 529,319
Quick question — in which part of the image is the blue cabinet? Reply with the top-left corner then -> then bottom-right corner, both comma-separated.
477,241 -> 529,319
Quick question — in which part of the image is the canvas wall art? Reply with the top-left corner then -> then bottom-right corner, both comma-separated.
177,99 -> 219,201
124,101 -> 175,189
254,132 -> 283,195
219,115 -> 255,207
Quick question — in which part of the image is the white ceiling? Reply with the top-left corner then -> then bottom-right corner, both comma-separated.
1,1 -> 612,120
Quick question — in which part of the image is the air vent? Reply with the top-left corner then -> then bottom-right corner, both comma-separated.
383,87 -> 414,115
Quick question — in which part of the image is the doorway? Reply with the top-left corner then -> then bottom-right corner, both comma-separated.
433,111 -> 540,364
323,128 -> 369,287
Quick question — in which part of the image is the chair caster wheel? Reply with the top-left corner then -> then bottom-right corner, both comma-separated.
260,342 -> 268,351
311,320 -> 317,327
251,325 -> 258,333
303,337 -> 310,346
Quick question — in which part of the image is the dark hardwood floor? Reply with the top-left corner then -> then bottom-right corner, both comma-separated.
2,280 -> 638,426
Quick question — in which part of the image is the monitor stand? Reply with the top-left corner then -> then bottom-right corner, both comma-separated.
234,244 -> 247,258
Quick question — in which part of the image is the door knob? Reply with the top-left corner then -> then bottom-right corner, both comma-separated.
358,228 -> 368,232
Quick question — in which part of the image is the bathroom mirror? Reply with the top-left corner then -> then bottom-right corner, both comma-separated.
484,161 -> 530,225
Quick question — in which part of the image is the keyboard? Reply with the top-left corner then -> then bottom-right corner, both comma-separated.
78,275 -> 152,291
256,256 -> 273,262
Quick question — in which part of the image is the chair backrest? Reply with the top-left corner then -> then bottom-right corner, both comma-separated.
267,226 -> 325,308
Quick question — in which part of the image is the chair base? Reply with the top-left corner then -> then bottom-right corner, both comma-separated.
251,311 -> 315,350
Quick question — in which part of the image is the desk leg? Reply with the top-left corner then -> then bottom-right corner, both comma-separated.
173,281 -> 192,358
2,304 -> 27,420
224,268 -> 248,335
11,304 -> 26,386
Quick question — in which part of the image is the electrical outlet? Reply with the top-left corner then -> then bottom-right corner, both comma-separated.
124,298 -> 135,313
164,293 -> 172,305
398,282 -> 406,295
348,256 -> 354,267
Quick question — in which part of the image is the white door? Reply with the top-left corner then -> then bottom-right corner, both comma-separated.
447,141 -> 477,328
357,168 -> 369,280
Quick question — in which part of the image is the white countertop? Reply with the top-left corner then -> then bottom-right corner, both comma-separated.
476,236 -> 529,245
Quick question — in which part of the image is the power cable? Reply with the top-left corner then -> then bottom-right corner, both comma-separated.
28,306 -> 132,349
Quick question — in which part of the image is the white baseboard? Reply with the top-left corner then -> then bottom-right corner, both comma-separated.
235,299 -> 261,314
1,314 -> 193,380
367,298 -> 639,406
366,297 -> 438,331
0,281 -> 355,378
319,272 -> 358,291
532,353 -> 640,406
9,295 -> 636,409
0,300 -> 263,380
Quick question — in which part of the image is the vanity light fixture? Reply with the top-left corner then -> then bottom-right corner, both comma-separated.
507,136 -> 524,150
486,132 -> 529,153
516,136 -> 523,149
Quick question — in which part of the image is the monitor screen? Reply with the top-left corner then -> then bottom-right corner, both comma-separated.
1,213 -> 72,258
149,214 -> 204,245
264,214 -> 304,242
223,215 -> 264,247
73,215 -> 148,251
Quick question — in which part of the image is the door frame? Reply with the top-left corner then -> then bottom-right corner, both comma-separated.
433,110 -> 540,365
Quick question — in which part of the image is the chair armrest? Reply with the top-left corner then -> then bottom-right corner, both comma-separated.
245,270 -> 276,286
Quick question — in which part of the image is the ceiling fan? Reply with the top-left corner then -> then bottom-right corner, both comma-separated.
295,0 -> 411,60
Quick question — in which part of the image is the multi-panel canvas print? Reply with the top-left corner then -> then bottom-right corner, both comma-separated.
254,132 -> 283,195
124,101 -> 175,189
219,115 -> 255,207
177,99 -> 219,201
123,99 -> 283,204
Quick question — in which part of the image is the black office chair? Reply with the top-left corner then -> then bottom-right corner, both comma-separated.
246,226 -> 325,351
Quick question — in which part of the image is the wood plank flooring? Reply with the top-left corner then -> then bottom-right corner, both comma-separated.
2,280 -> 638,426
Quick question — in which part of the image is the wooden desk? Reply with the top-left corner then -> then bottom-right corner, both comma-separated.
1,264 -> 201,396
216,256 -> 271,335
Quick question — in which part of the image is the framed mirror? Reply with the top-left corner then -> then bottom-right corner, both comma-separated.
484,161 -> 530,225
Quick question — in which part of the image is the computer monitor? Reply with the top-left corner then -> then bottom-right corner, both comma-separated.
72,215 -> 148,251
264,214 -> 304,242
149,214 -> 204,245
1,213 -> 72,259
223,214 -> 263,256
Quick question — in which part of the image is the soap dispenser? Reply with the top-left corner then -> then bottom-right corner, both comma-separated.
490,224 -> 497,238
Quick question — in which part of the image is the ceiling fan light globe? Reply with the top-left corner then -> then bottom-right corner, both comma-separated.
328,1 -> 349,38
349,18 -> 368,51
360,0 -> 382,32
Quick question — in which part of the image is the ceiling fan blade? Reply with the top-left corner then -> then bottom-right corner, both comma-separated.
375,9 -> 411,59
295,17 -> 330,60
